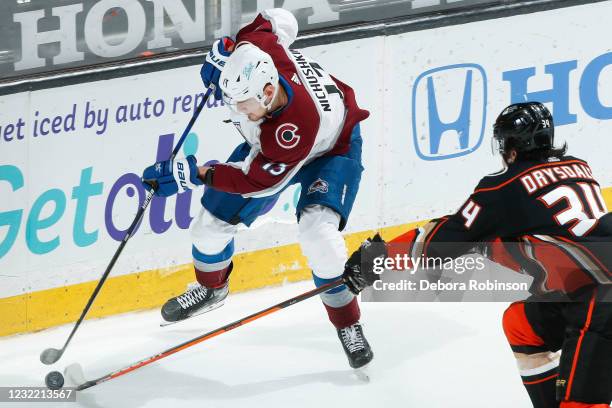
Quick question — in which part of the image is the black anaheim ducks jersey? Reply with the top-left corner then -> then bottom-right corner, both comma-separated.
393,156 -> 612,295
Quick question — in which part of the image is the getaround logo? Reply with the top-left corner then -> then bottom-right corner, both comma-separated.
0,132 -> 290,259
412,63 -> 487,161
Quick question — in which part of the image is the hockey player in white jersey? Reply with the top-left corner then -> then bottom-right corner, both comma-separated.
142,8 -> 373,368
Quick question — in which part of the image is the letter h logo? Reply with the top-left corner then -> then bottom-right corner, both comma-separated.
412,64 -> 487,160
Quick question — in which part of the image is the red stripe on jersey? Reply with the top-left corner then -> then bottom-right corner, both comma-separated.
523,373 -> 559,385
565,289 -> 597,401
489,238 -> 522,273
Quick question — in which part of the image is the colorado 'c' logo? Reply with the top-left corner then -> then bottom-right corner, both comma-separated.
275,123 -> 300,149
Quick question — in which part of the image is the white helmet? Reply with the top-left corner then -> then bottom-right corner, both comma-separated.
219,43 -> 279,112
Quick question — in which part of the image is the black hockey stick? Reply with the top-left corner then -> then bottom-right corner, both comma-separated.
40,86 -> 216,365
64,279 -> 345,391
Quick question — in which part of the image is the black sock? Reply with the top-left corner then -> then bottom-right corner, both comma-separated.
521,367 -> 559,408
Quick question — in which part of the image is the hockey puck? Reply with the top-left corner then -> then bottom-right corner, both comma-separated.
45,371 -> 64,390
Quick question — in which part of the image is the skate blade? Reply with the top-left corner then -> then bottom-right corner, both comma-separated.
353,362 -> 372,383
160,300 -> 225,327
64,363 -> 86,387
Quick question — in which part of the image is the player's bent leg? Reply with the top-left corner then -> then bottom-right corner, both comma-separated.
298,205 -> 372,368
293,126 -> 369,367
295,125 -> 364,328
503,302 -> 560,408
557,288 -> 612,407
161,207 -> 237,322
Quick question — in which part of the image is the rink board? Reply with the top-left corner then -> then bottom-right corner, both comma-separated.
2,1 -> 612,336
0,222 -> 427,336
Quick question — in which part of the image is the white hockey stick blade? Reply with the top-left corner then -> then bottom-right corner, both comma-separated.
64,363 -> 86,387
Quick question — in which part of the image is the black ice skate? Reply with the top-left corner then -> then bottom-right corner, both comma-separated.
337,322 -> 374,369
161,282 -> 229,323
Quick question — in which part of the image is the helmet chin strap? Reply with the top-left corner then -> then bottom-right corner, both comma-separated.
261,82 -> 279,111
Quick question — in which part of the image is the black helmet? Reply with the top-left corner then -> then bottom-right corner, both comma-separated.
493,102 -> 554,155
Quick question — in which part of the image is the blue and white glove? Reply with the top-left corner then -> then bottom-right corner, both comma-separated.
200,37 -> 234,100
142,155 -> 203,197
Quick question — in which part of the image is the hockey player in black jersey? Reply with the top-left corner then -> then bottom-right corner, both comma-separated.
344,102 -> 612,408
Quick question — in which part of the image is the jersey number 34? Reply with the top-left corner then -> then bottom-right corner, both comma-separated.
538,182 -> 607,237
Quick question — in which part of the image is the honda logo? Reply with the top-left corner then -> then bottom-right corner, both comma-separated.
412,63 -> 487,160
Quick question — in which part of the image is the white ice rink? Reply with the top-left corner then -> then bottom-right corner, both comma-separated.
0,281 -> 531,407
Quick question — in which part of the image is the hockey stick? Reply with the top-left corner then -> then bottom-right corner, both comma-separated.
64,278 -> 345,391
40,86 -> 216,366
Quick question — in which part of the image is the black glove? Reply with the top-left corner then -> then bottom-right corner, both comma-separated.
343,233 -> 388,295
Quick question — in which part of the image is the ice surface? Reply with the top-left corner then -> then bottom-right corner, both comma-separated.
0,281 -> 531,407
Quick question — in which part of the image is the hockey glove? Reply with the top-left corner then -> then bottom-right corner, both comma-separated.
200,37 -> 234,100
343,233 -> 388,295
142,155 -> 203,197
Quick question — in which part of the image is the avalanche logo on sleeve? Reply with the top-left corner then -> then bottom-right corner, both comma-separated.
307,178 -> 329,194
275,123 -> 300,149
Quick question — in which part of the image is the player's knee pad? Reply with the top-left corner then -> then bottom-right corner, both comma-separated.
558,330 -> 612,404
503,302 -> 548,354
298,205 -> 347,279
191,207 -> 237,255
